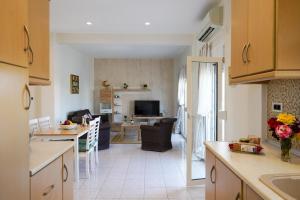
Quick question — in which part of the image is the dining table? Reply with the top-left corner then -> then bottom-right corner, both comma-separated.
33,125 -> 90,182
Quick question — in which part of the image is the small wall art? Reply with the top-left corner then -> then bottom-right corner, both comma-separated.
70,74 -> 79,94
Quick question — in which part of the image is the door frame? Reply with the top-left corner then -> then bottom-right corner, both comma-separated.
186,56 -> 224,186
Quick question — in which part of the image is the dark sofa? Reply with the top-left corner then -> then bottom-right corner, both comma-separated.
68,109 -> 111,150
140,118 -> 177,152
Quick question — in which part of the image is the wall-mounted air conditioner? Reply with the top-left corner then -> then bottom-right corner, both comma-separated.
196,6 -> 223,42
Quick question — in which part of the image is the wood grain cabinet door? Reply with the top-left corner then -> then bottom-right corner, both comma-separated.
31,157 -> 63,200
0,0 -> 28,67
215,159 -> 242,200
245,185 -> 264,200
247,0 -> 275,74
28,0 -> 50,82
205,149 -> 216,200
63,148 -> 74,200
231,0 -> 249,78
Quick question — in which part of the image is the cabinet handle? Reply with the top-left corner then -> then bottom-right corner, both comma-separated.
235,192 -> 240,200
42,184 -> 55,196
210,165 -> 216,184
29,46 -> 34,65
23,25 -> 30,52
242,44 -> 247,64
245,42 -> 251,63
24,84 -> 31,110
63,164 -> 69,182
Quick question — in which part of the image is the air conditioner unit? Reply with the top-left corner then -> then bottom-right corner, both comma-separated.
197,6 -> 223,42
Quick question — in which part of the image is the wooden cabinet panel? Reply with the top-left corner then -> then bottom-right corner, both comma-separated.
0,64 -> 29,200
31,157 -> 63,200
245,185 -> 264,200
247,0 -> 275,74
205,150 -> 216,200
0,0 -> 28,67
231,0 -> 248,78
28,0 -> 50,81
63,148 -> 74,200
215,159 -> 242,200
276,0 -> 300,70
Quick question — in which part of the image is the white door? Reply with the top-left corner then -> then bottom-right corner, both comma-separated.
186,56 -> 224,186
0,63 -> 30,200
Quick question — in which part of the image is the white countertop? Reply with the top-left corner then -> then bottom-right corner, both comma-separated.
29,141 -> 74,176
205,141 -> 300,200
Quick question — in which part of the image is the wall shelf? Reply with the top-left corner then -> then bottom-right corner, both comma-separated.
113,88 -> 151,92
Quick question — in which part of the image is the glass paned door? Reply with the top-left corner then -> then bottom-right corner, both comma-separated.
186,56 -> 224,186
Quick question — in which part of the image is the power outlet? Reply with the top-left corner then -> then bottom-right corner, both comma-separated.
272,102 -> 283,112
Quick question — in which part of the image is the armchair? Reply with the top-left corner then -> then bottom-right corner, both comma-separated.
140,118 -> 177,152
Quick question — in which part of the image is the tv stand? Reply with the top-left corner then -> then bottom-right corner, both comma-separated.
133,116 -> 165,125
133,116 -> 164,120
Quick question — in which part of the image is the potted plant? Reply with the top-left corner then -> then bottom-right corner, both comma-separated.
267,113 -> 300,162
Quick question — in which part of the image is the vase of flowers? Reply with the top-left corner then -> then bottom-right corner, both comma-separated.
267,113 -> 300,162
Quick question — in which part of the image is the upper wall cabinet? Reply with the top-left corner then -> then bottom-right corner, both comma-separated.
28,0 -> 50,85
0,0 -> 29,68
230,0 -> 300,84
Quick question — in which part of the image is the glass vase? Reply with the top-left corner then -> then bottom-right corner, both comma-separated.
280,138 -> 292,162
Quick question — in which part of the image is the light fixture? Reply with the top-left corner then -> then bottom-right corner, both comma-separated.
86,21 -> 93,26
144,22 -> 151,26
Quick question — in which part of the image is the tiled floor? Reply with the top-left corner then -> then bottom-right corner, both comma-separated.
75,134 -> 205,200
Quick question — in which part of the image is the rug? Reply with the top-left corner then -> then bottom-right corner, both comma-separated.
110,131 -> 141,144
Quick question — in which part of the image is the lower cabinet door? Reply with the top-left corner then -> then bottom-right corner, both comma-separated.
205,149 -> 216,200
245,185 -> 264,200
31,157 -> 63,200
63,148 -> 74,200
215,159 -> 242,200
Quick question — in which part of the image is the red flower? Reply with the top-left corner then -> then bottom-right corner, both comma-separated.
268,117 -> 283,130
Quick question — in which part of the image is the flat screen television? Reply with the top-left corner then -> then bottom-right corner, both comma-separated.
134,100 -> 160,116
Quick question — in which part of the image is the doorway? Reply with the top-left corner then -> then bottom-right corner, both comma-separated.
186,56 -> 224,186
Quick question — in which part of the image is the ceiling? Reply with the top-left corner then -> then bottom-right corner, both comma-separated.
51,0 -> 219,58
69,44 -> 190,59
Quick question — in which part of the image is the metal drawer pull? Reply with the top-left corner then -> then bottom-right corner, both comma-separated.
23,25 -> 30,52
235,192 -> 240,200
29,46 -> 34,65
210,165 -> 216,184
24,84 -> 31,110
42,184 -> 54,196
242,44 -> 247,64
245,42 -> 251,63
63,164 -> 69,182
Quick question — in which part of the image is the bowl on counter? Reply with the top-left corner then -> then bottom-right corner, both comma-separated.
59,123 -> 77,130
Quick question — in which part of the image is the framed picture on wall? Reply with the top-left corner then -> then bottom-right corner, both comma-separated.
70,74 -> 79,94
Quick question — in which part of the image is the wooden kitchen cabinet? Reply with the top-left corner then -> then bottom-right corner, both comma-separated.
28,0 -> 50,85
205,149 -> 242,200
244,184 -> 264,200
205,149 -> 216,200
215,159 -> 242,200
230,0 -> 300,83
31,157 -> 63,200
62,149 -> 74,200
231,0 -> 275,78
0,0 -> 29,68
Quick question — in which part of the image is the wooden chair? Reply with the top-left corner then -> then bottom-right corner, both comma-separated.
79,120 -> 96,178
37,116 -> 51,131
93,117 -> 101,165
29,119 -> 39,138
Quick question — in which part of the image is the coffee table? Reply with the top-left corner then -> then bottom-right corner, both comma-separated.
120,122 -> 141,141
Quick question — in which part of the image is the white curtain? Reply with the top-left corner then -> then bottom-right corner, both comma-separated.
192,43 -> 216,160
175,66 -> 187,136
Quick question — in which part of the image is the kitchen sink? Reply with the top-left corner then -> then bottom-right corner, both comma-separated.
260,174 -> 300,200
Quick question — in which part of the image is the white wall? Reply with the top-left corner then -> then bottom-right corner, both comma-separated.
29,34 -> 94,126
94,59 -> 175,117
